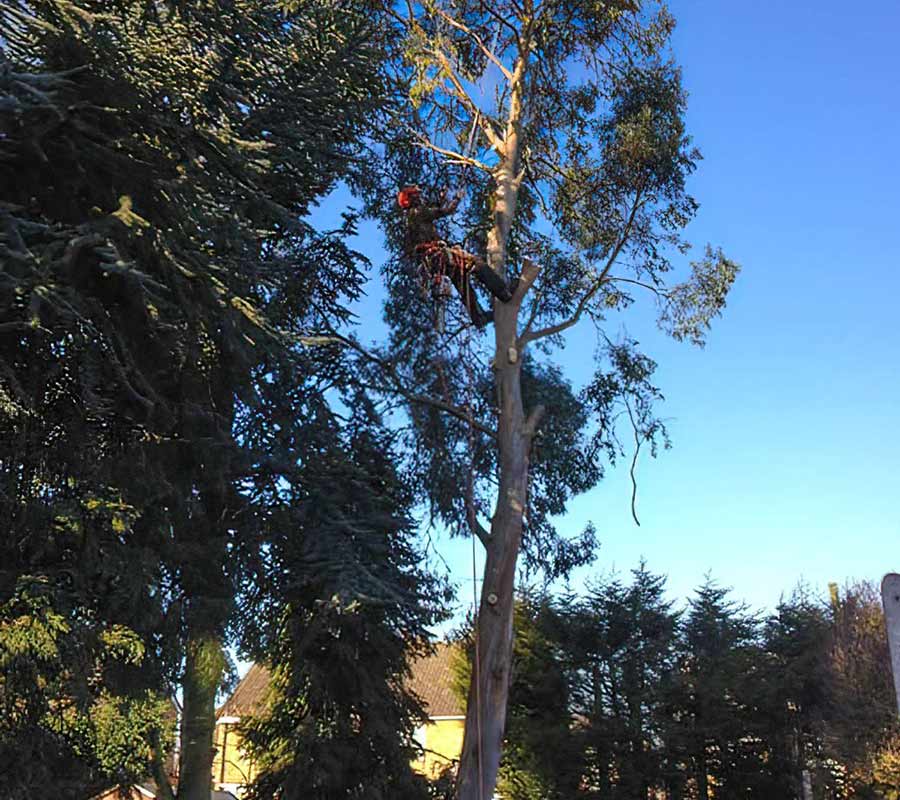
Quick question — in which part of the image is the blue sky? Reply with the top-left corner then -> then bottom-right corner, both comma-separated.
313,0 -> 900,620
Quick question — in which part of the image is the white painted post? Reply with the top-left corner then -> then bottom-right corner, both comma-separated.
882,573 -> 900,715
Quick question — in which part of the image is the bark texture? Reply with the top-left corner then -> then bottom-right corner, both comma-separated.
178,635 -> 224,800
456,42 -> 534,794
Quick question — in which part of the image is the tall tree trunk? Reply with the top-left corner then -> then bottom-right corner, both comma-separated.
456,292 -> 531,800
456,21 -> 534,797
179,633 -> 225,800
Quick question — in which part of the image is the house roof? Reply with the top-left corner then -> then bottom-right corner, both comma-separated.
218,661 -> 272,718
218,643 -> 464,721
407,642 -> 464,717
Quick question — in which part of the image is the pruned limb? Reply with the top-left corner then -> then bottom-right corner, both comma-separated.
515,257 -> 541,299
300,333 -> 497,440
522,403 -> 545,439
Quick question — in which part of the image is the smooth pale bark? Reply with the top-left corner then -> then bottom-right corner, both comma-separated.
178,634 -> 224,800
456,47 -> 533,798
456,291 -> 532,799
452,12 -> 540,795
882,573 -> 900,715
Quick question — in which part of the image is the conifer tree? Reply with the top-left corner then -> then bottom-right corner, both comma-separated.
669,579 -> 768,798
238,421 -> 449,800
1,0 -> 397,796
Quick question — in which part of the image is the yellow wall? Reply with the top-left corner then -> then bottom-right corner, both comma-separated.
414,717 -> 465,779
213,715 -> 465,793
212,720 -> 256,792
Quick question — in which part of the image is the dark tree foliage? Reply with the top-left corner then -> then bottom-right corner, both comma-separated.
667,579 -> 771,799
1,0 -> 439,797
446,570 -> 898,800
238,421 -> 450,800
570,564 -> 682,799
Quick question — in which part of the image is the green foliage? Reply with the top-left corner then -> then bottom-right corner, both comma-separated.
239,425 -> 449,800
1,0 -> 424,794
0,577 -> 173,798
446,571 -> 899,800
356,0 -> 740,586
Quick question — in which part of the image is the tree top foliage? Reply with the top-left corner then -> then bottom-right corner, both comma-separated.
345,0 -> 738,579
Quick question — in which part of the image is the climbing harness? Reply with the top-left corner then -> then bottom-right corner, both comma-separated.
414,240 -> 473,333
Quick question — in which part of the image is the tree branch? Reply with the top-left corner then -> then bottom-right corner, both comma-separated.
624,398 -> 641,527
432,6 -> 513,81
412,130 -> 491,172
522,403 -> 545,439
432,49 -> 504,151
301,334 -> 497,439
520,187 -> 644,344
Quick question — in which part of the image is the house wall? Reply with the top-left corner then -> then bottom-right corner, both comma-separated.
213,714 -> 465,795
212,718 -> 256,797
415,717 -> 465,779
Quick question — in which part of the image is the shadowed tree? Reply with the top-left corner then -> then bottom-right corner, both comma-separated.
1,0 -> 391,796
238,420 -> 451,800
339,1 -> 739,796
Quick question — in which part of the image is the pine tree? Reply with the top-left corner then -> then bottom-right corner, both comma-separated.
238,421 -> 449,800
560,564 -> 680,798
668,578 -> 769,799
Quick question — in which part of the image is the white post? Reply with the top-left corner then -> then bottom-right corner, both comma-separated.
882,573 -> 900,714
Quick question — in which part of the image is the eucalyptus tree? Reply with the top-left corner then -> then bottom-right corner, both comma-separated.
1,0 -> 388,796
350,1 -> 738,796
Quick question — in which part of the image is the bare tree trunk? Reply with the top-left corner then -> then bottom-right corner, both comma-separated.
178,633 -> 224,800
455,15 -> 535,797
456,291 -> 531,800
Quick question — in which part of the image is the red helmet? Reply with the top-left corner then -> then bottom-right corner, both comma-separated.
397,184 -> 421,209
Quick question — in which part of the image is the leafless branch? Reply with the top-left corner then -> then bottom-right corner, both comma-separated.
624,398 -> 641,527
412,130 -> 492,172
432,49 -> 504,151
432,6 -> 513,81
301,333 -> 497,439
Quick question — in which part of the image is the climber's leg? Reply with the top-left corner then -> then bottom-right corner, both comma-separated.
445,254 -> 491,328
450,247 -> 514,302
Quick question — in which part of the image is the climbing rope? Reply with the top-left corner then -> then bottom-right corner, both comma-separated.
461,267 -> 486,800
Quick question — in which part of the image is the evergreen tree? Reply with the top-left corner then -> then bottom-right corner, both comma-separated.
668,578 -> 769,799
760,586 -> 831,799
238,421 -> 449,800
564,563 -> 679,799
1,0 -> 395,796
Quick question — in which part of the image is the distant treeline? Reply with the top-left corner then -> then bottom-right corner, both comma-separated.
452,565 -> 899,800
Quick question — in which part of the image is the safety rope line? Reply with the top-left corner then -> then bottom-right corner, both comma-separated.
462,270 -> 486,800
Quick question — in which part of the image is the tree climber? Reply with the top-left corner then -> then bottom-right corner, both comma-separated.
397,184 -> 514,329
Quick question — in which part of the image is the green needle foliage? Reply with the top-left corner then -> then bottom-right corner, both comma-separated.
451,573 -> 900,800
238,422 -> 450,800
2,0 -> 444,796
